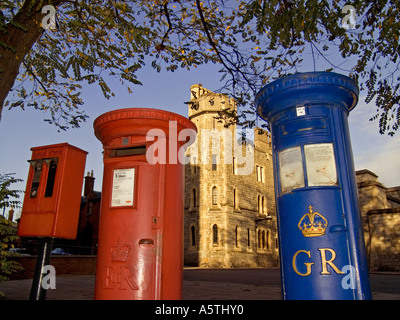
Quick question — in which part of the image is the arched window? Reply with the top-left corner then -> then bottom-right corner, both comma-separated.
191,226 -> 196,246
258,229 -> 262,248
212,186 -> 218,205
266,230 -> 270,250
212,224 -> 218,245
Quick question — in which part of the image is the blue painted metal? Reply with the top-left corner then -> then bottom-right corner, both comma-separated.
256,72 -> 372,300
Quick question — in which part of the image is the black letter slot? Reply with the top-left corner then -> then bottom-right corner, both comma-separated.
139,238 -> 154,245
282,117 -> 327,135
28,159 -> 43,199
110,146 -> 147,157
44,158 -> 59,198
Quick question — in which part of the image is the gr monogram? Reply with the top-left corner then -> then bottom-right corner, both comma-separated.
292,248 -> 344,276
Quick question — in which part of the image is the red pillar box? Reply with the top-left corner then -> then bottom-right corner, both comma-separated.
18,143 -> 88,239
93,108 -> 197,300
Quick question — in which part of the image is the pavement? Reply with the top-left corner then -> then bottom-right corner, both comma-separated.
0,268 -> 399,300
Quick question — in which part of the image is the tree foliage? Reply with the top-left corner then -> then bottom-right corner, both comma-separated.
0,215 -> 24,291
0,174 -> 24,292
236,0 -> 400,135
0,173 -> 23,210
0,0 -> 399,134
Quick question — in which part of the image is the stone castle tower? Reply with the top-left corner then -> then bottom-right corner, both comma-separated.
184,84 -> 279,268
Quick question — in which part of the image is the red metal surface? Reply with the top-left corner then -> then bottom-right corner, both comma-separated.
18,143 -> 88,239
93,108 -> 197,300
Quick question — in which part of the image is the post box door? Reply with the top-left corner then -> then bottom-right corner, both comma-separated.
96,160 -> 164,300
272,109 -> 356,299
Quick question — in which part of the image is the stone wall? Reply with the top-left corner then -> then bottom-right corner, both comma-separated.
356,169 -> 400,272
10,255 -> 97,280
367,209 -> 400,271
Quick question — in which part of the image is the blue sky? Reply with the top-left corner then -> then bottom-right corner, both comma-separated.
1,58 -> 399,220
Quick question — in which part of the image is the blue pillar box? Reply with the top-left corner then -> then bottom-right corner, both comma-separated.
256,72 -> 372,300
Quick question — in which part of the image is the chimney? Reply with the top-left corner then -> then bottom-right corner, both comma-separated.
84,170 -> 95,197
8,206 -> 14,222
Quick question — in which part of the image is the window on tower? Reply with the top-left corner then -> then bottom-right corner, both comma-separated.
212,154 -> 217,171
235,226 -> 239,248
212,224 -> 218,245
233,188 -> 239,210
191,226 -> 196,246
212,186 -> 218,205
192,188 -> 197,208
256,165 -> 265,183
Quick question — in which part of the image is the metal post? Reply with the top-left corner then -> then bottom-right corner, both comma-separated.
29,238 -> 52,300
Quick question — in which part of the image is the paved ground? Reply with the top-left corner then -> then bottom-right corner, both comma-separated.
0,268 -> 399,300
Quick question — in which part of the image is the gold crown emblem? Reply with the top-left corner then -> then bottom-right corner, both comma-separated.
110,239 -> 131,263
298,205 -> 328,237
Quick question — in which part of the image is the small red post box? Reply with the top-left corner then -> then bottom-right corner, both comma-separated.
93,108 -> 197,300
18,143 -> 88,239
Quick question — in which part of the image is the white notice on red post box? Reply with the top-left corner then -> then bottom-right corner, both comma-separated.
111,168 -> 135,207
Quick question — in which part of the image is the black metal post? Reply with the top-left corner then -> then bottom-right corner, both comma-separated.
29,238 -> 52,300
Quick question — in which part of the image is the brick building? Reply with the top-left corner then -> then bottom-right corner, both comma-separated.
76,171 -> 101,254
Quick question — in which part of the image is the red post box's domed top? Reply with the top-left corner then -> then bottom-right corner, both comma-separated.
93,108 -> 197,146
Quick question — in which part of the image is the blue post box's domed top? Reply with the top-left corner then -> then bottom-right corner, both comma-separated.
255,72 -> 359,122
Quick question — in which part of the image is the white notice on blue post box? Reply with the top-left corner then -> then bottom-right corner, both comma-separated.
304,143 -> 337,186
279,146 -> 305,194
111,168 -> 135,207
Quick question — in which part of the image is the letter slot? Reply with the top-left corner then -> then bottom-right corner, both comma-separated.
44,157 -> 58,198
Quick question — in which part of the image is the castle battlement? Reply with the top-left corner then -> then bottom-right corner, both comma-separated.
188,84 -> 236,119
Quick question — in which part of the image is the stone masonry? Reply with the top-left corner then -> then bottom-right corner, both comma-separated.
356,169 -> 400,271
183,84 -> 279,268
